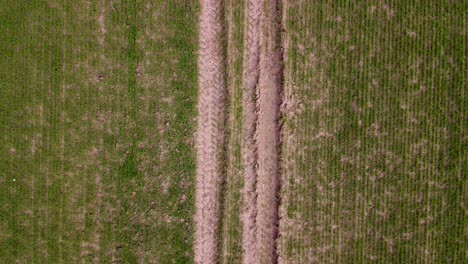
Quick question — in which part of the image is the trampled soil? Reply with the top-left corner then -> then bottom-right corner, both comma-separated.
194,0 -> 226,263
195,0 -> 283,263
241,0 -> 262,263
254,0 -> 283,262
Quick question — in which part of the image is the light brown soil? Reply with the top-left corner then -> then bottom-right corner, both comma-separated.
195,0 -> 282,262
98,11 -> 106,46
194,0 -> 226,263
241,0 -> 262,263
254,0 -> 282,262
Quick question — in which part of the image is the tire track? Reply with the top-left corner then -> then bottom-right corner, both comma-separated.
240,0 -> 283,262
195,0 -> 283,262
254,0 -> 283,262
241,0 -> 262,263
194,0 -> 226,263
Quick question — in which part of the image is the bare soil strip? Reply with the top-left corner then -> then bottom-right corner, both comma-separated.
194,0 -> 226,263
254,0 -> 283,262
241,0 -> 262,263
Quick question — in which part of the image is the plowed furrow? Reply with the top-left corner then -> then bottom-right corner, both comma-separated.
241,0 -> 262,263
194,0 -> 226,263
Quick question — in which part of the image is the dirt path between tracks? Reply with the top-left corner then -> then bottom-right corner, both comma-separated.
194,0 -> 226,263
195,0 -> 282,263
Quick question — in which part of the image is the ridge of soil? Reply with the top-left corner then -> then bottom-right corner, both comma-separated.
253,0 -> 283,262
241,0 -> 262,263
194,0 -> 226,263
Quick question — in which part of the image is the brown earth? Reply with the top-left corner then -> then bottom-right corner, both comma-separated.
195,0 -> 283,262
241,0 -> 262,263
254,0 -> 283,262
194,0 -> 226,263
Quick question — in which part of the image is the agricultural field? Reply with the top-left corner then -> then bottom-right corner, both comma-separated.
1,0 -> 198,262
1,0 -> 466,264
278,1 -> 466,263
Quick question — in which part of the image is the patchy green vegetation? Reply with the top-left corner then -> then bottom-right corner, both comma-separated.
0,0 -> 198,263
279,1 -> 466,263
219,0 -> 245,263
1,0 -> 465,263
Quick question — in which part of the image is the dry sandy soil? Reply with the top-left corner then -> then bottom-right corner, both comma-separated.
194,0 -> 226,263
241,0 -> 261,262
254,0 -> 283,262
195,0 -> 283,263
